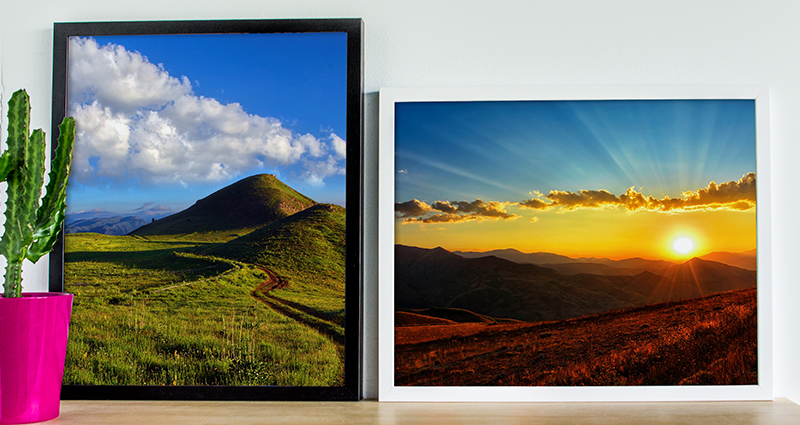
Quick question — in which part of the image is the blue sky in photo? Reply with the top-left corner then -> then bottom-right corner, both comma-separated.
394,99 -> 756,205
93,33 -> 348,136
65,32 -> 348,222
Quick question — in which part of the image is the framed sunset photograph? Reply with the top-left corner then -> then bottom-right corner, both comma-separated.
51,19 -> 363,400
378,86 -> 772,401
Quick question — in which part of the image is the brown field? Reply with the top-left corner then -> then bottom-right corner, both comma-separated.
395,287 -> 757,386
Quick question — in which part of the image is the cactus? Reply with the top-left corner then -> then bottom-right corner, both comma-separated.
0,89 -> 75,298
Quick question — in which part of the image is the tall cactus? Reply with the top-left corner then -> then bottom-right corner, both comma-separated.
0,89 -> 75,297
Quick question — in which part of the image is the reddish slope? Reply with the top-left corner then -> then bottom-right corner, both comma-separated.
395,288 -> 757,386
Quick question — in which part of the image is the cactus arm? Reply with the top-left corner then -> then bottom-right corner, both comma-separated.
28,117 -> 75,263
0,151 -> 14,181
24,129 -> 46,232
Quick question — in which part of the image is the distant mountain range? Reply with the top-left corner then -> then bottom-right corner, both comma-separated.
397,245 -> 756,322
699,250 -> 757,271
65,215 -> 149,235
454,247 -> 756,273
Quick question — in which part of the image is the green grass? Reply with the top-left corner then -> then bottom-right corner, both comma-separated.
204,204 -> 347,324
64,232 -> 344,386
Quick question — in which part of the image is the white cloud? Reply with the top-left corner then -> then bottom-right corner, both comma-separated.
301,156 -> 346,186
330,133 -> 347,159
297,133 -> 325,158
68,37 -> 191,115
67,37 -> 344,186
70,102 -> 132,181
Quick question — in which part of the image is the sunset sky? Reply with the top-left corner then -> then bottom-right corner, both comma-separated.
65,33 -> 348,223
394,99 -> 757,261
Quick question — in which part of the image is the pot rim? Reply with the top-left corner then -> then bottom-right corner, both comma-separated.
0,292 -> 73,300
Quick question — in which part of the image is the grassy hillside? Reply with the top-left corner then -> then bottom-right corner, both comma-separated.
205,203 -> 347,329
63,233 -> 343,386
132,174 -> 316,236
208,203 -> 346,289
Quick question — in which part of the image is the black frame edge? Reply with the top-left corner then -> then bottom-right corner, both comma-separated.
51,18 -> 364,402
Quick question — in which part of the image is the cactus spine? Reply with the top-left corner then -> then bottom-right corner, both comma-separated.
0,89 -> 75,297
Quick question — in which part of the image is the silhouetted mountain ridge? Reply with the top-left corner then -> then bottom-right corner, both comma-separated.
699,249 -> 757,270
397,245 -> 756,322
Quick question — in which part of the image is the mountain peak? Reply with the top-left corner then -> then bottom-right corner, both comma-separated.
131,174 -> 316,236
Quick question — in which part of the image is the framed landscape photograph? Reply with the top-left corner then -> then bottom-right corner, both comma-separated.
51,19 -> 363,400
378,86 -> 772,401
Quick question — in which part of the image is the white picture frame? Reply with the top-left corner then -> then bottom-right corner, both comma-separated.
378,86 -> 772,402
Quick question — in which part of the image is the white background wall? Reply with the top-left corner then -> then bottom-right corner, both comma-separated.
1,0 -> 798,401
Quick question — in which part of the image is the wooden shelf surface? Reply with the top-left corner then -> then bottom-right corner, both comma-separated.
46,398 -> 800,424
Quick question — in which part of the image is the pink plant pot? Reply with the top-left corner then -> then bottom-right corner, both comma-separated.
0,293 -> 73,424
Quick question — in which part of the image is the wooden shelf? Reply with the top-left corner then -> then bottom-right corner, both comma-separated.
51,398 -> 800,424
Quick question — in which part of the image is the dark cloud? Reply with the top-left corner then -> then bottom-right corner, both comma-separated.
403,214 -> 475,224
545,189 -> 619,210
431,201 -> 457,214
519,198 -> 550,210
397,198 -> 519,224
395,199 -> 432,218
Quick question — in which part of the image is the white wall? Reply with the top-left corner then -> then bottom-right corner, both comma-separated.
2,0 -> 798,401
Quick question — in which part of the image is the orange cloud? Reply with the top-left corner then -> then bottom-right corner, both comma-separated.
396,198 -> 520,223
395,199 -> 432,217
431,201 -> 457,214
518,173 -> 756,214
545,189 -> 620,210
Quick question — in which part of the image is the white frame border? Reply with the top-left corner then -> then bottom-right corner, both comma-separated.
378,85 -> 773,402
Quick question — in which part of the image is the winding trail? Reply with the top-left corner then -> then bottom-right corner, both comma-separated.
254,267 -> 289,292
250,267 -> 344,344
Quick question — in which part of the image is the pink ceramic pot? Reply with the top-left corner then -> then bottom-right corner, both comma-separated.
0,293 -> 73,424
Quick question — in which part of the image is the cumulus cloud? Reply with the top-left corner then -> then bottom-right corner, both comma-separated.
67,37 -> 345,186
330,133 -> 347,159
301,155 -> 347,186
68,38 -> 192,115
431,201 -> 457,214
396,198 -> 519,223
131,203 -> 172,218
517,173 -> 756,213
395,199 -> 432,218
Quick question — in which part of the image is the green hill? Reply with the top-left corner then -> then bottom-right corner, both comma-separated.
130,174 -> 316,237
207,203 -> 346,290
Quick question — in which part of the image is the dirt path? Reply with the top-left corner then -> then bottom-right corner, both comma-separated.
250,267 -> 344,345
254,267 -> 289,292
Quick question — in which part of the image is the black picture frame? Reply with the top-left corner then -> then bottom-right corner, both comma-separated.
51,19 -> 362,401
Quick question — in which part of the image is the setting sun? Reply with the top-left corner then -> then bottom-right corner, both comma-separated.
673,237 -> 694,254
